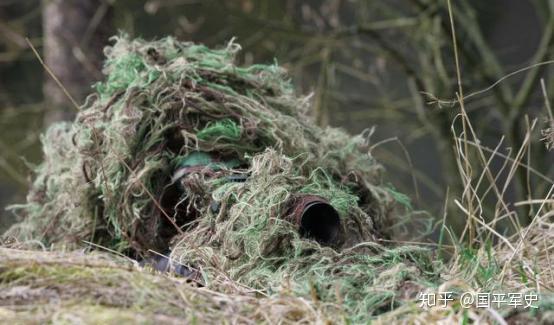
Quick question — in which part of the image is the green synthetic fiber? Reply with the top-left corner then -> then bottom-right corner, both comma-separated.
197,119 -> 242,142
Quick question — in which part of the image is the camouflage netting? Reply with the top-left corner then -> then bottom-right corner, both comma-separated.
4,35 -> 437,322
7,35 -> 401,252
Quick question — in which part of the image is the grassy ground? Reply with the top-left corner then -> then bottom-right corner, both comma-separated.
1,215 -> 553,324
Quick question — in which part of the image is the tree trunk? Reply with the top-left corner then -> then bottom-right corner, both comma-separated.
42,0 -> 112,124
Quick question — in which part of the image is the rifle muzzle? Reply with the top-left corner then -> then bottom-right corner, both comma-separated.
287,195 -> 340,245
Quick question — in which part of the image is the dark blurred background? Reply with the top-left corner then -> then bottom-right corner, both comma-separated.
1,0 -> 553,235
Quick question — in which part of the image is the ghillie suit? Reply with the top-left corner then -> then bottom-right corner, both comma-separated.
4,36 -> 437,322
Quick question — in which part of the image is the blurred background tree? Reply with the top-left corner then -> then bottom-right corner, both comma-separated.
42,0 -> 113,123
1,0 -> 553,239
